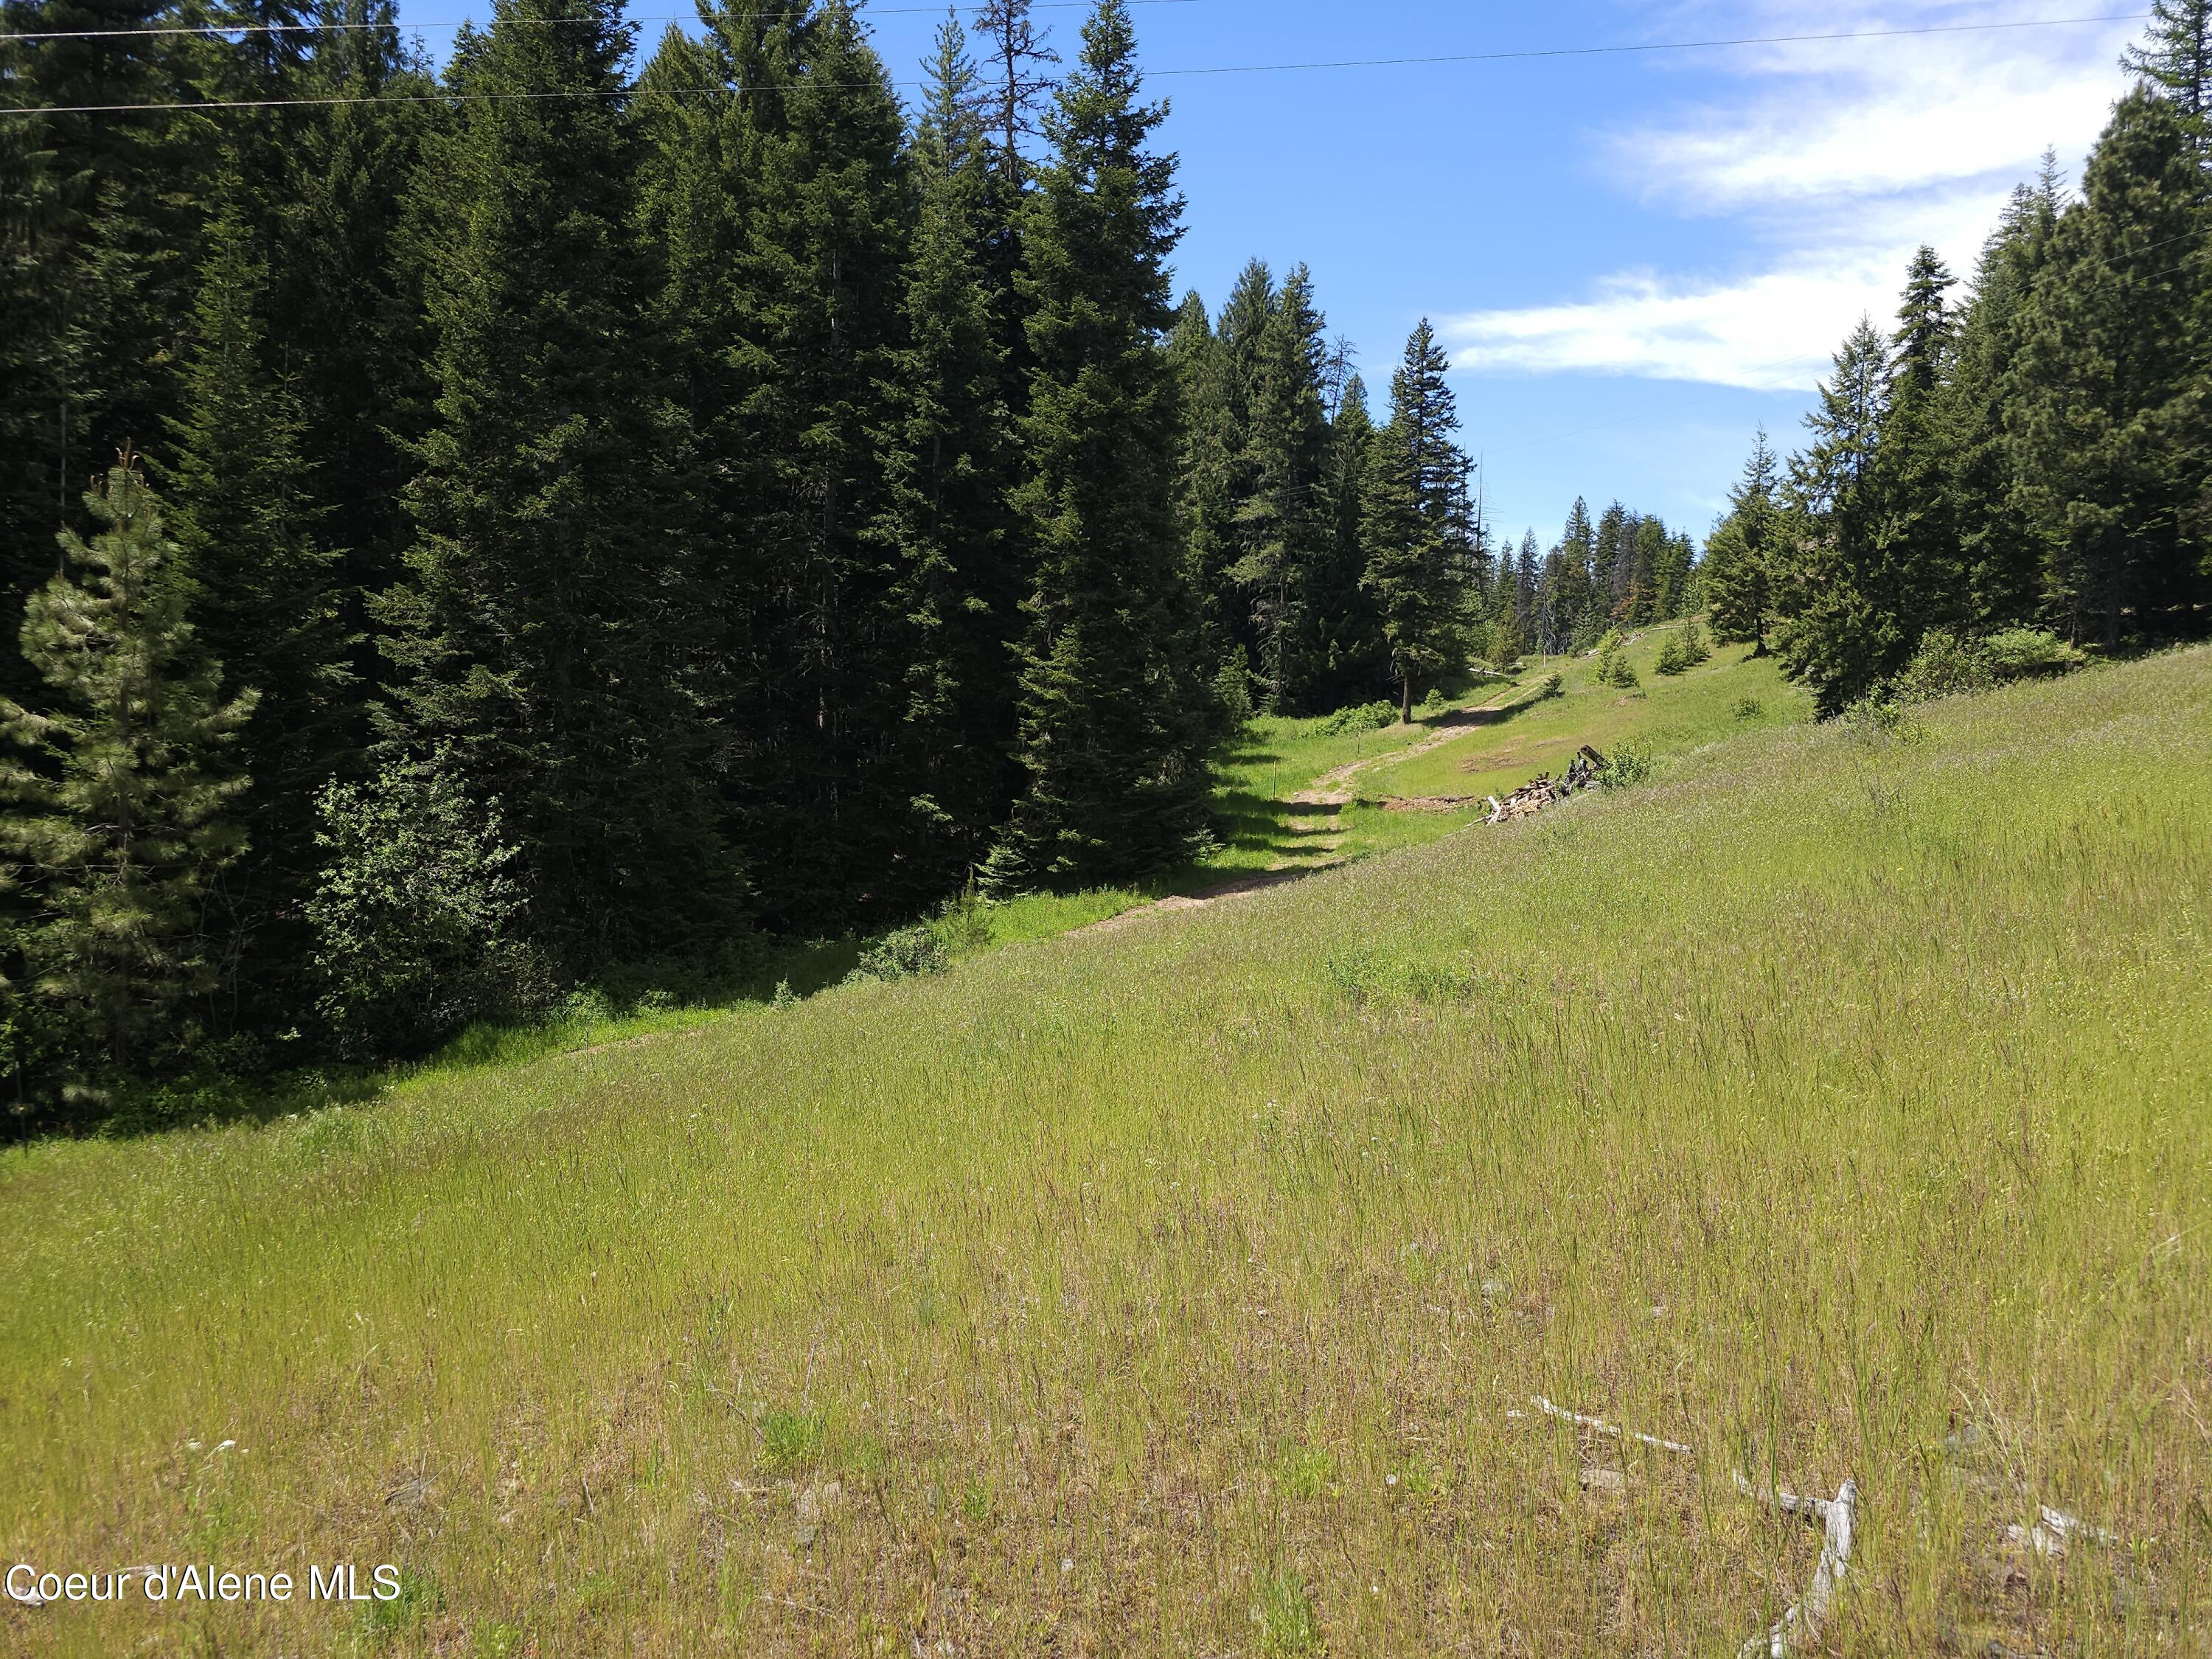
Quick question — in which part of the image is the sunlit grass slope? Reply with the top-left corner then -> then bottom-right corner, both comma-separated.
3,651 -> 2208,1656
1371,630 -> 1812,803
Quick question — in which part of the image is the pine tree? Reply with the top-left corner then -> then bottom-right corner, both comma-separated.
1360,319 -> 1472,720
1231,264 -> 1333,712
872,18 -> 1025,902
1626,515 -> 1668,625
987,0 -> 1212,890
267,0 -> 437,678
1776,317 -> 1896,712
0,458 -> 253,1074
2125,0 -> 2212,128
2011,88 -> 2208,647
1938,173 -> 2062,631
1704,429 -> 1780,653
0,0 -> 216,704
1169,287 -> 1242,669
1301,372 -> 1385,704
695,0 -> 914,925
159,196 -> 355,1010
383,0 -> 736,964
1874,246 -> 1963,637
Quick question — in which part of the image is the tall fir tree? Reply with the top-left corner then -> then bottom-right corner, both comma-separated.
872,18 -> 1025,902
0,459 -> 252,1079
159,195 -> 355,1013
270,0 -> 436,687
1169,286 -> 1241,670
2125,0 -> 2212,129
1872,246 -> 1964,638
1231,263 -> 1333,712
1704,429 -> 1781,654
1360,319 -> 1471,720
2011,88 -> 2208,645
987,0 -> 1213,889
383,0 -> 736,964
1299,371 -> 1385,706
1777,316 -> 1896,712
1938,170 -> 2064,632
696,0 -> 915,925
0,0 -> 215,702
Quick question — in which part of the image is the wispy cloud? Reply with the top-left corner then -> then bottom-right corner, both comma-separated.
1445,1 -> 2138,387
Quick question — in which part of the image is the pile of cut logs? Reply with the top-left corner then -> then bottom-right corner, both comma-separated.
1484,745 -> 1607,825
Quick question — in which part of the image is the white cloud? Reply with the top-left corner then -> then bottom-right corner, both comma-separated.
1445,1 -> 2138,387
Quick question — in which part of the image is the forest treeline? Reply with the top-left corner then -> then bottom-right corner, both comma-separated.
1703,4 -> 2212,714
0,0 -> 1697,1121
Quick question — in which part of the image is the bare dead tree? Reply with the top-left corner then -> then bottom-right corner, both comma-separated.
971,0 -> 1060,184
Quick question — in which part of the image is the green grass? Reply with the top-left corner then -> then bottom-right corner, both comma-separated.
2,650 -> 2208,1655
1371,629 -> 1810,802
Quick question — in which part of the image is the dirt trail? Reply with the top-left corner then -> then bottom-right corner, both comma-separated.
1083,681 -> 1526,934
1290,681 -> 1526,807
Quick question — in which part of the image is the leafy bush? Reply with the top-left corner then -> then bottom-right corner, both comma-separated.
1599,740 -> 1657,790
1319,700 -> 1397,735
1655,633 -> 1688,676
1983,626 -> 2087,679
1893,629 -> 1997,703
848,924 -> 948,984
307,764 -> 552,1057
1839,694 -> 1930,745
1595,644 -> 1640,689
1732,695 -> 1764,719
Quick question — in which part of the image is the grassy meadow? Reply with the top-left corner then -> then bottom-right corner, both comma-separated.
2,650 -> 2208,1655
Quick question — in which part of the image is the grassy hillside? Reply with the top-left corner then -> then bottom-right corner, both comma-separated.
1370,631 -> 1811,804
3,650 -> 2208,1656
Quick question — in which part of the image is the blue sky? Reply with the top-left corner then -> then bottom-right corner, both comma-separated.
399,0 -> 2144,548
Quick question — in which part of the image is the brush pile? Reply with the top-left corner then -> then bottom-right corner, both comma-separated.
1485,745 -> 1607,824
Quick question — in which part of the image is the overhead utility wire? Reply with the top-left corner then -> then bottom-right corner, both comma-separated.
0,10 -> 2154,116
1,0 -> 1199,44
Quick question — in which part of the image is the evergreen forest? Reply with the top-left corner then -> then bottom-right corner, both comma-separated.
1703,3 -> 2212,714
3,0 -> 2206,1127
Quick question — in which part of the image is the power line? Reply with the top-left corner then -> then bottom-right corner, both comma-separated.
0,0 -> 1199,44
0,10 -> 2157,116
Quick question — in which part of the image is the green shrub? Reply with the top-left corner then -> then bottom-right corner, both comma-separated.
1983,626 -> 2087,679
1212,647 -> 1255,736
848,924 -> 948,984
1893,629 -> 1997,703
1839,694 -> 1929,745
306,763 -> 554,1057
1732,695 -> 1764,719
1595,645 -> 1640,689
1319,700 -> 1397,735
1600,740 -> 1657,790
1536,672 -> 1565,700
1655,633 -> 1689,676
